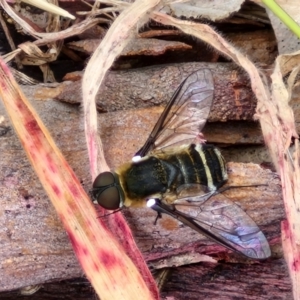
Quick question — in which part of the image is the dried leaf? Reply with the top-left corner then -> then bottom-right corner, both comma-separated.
254,0 -> 300,54
161,0 -> 245,21
68,38 -> 191,56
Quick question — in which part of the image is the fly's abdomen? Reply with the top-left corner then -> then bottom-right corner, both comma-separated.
168,144 -> 228,191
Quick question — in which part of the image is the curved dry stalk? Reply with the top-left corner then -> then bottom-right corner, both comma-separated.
82,0 -> 161,298
151,11 -> 300,299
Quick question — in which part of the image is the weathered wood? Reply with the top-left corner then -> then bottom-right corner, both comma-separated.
0,67 -> 288,297
0,259 -> 292,299
54,62 -> 257,121
161,259 -> 292,299
0,278 -> 96,299
227,29 -> 277,65
0,99 -> 85,292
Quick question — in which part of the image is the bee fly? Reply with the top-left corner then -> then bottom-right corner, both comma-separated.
92,69 -> 271,259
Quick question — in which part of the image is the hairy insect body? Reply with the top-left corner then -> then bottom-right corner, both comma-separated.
116,144 -> 227,207
92,69 -> 271,259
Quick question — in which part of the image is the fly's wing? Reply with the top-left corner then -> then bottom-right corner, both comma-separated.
152,193 -> 271,259
135,69 -> 214,157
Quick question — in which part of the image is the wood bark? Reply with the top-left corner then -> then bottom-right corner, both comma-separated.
55,62 -> 257,120
0,63 -> 290,298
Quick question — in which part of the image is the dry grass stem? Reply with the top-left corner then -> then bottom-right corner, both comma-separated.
0,57 -> 155,299
82,0 -> 162,298
151,11 -> 300,298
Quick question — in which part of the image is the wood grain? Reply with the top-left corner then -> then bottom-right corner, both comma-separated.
0,64 -> 288,298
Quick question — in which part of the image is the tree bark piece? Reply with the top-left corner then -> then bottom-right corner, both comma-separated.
54,62 -> 257,121
0,78 -> 286,297
161,259 -> 291,299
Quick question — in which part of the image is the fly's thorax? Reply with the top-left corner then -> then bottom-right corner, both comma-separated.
115,157 -> 175,207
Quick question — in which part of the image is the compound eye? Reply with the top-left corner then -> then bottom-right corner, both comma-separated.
92,172 -> 120,210
93,172 -> 115,189
95,186 -> 120,210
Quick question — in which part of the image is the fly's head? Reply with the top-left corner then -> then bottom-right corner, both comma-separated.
92,172 -> 125,210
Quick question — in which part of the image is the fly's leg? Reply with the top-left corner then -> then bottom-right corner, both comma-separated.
154,210 -> 162,225
147,197 -> 165,225
173,190 -> 216,205
216,184 -> 267,194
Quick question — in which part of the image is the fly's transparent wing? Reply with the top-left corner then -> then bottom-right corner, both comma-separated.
151,194 -> 271,259
174,193 -> 271,259
135,69 -> 214,157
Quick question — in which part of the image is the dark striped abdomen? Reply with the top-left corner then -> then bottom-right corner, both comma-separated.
117,143 -> 227,204
166,144 -> 227,191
